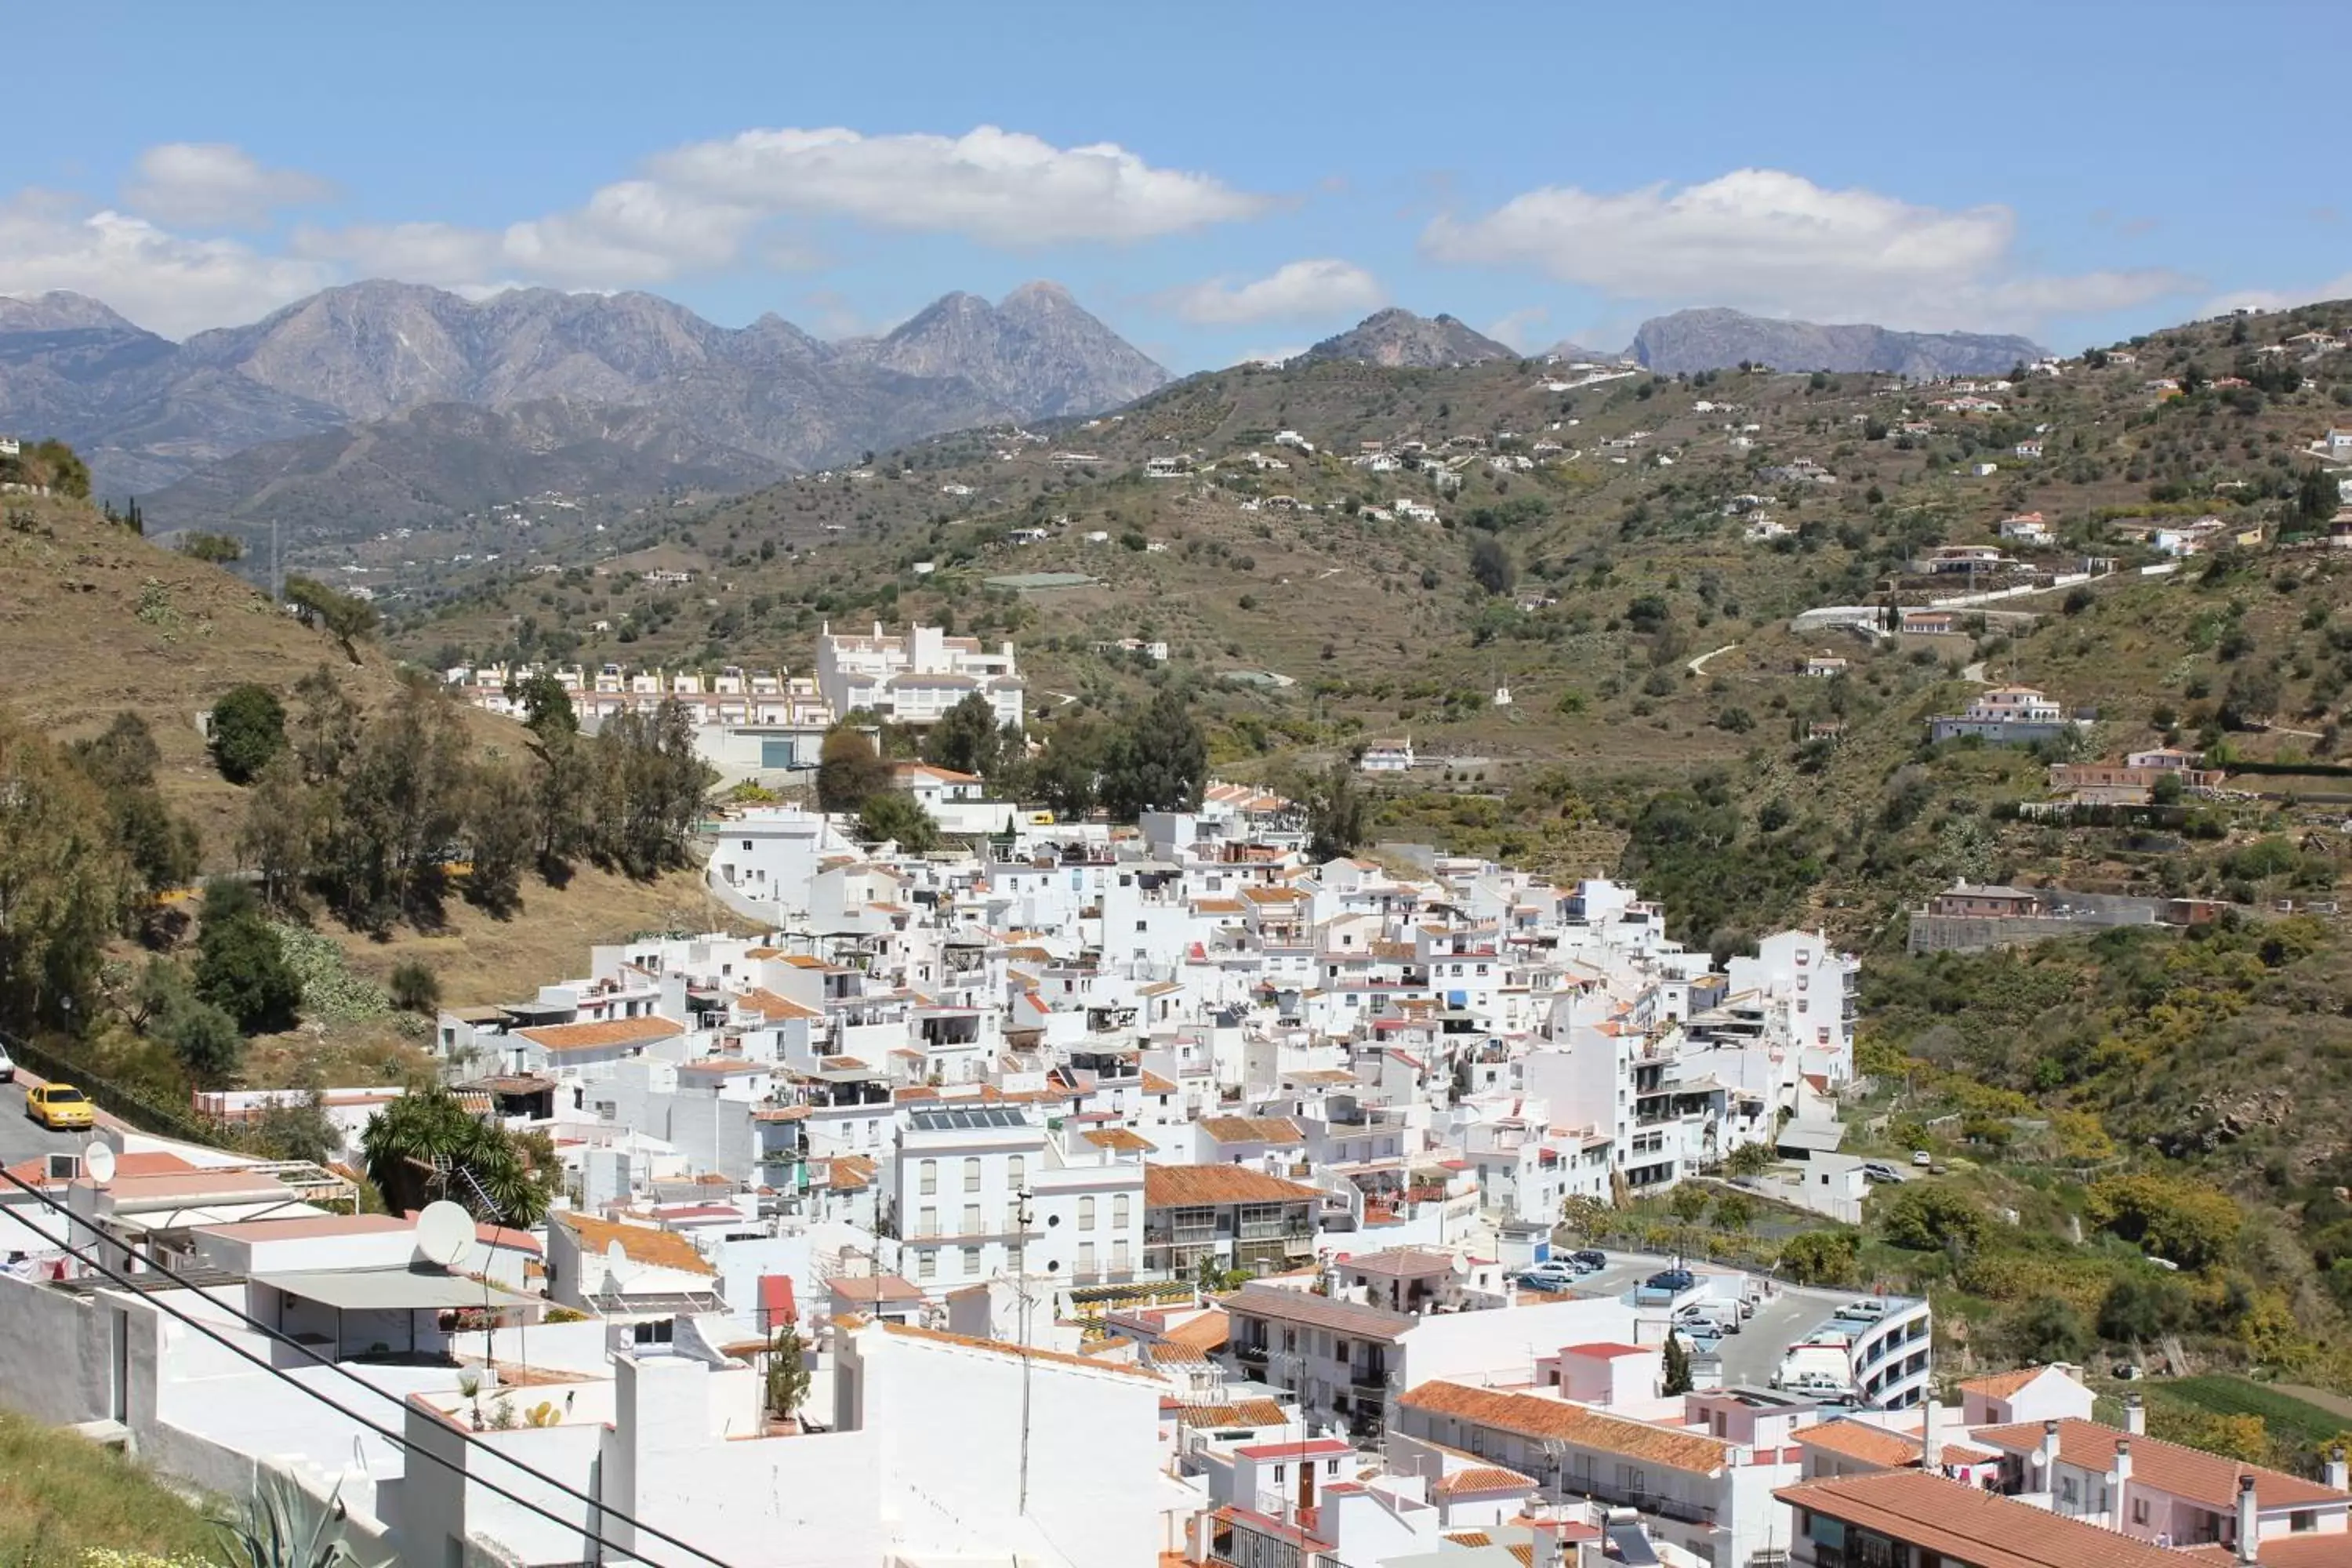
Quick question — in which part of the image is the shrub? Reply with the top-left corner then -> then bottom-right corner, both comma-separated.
208,684 -> 287,784
388,960 -> 441,1014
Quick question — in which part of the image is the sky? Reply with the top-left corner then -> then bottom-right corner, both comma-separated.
5,0 -> 2349,370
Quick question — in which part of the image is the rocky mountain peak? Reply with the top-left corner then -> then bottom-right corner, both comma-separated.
1628,307 -> 2047,378
0,291 -> 151,336
1300,308 -> 1516,368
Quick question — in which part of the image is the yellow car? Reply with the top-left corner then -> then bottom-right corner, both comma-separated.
26,1083 -> 95,1131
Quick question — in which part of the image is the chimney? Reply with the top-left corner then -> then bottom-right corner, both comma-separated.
2038,1419 -> 2063,1493
2328,1445 -> 2349,1494
1920,1390 -> 1942,1472
2125,1392 -> 2146,1436
2236,1474 -> 2259,1565
2112,1440 -> 2132,1524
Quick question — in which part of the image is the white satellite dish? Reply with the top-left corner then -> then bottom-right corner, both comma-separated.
416,1201 -> 477,1269
82,1142 -> 116,1186
604,1237 -> 643,1287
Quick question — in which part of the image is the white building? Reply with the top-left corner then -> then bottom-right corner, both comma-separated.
815,622 -> 1025,730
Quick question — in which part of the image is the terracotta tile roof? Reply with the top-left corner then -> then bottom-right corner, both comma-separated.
740,987 -> 822,1022
1196,1115 -> 1305,1146
1161,1306 -> 1229,1352
1139,1069 -> 1178,1094
1083,1127 -> 1156,1152
829,1272 -> 924,1304
1399,1382 -> 1731,1475
517,1015 -> 686,1051
2181,1539 -> 2352,1568
1175,1399 -> 1287,1428
1797,1418 -> 1931,1469
825,1154 -> 877,1191
555,1213 -> 713,1276
1145,1164 -> 1322,1208
873,1320 -> 1167,1382
1973,1417 -> 2347,1508
1776,1472 -> 2194,1568
1338,1247 -> 1459,1277
1958,1364 -> 2056,1399
1221,1285 -> 1413,1341
2,1149 -> 194,1188
1436,1465 -> 1538,1496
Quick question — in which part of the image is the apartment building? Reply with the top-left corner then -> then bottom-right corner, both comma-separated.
815,620 -> 1025,729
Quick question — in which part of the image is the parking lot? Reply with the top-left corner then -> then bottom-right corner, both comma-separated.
1530,1240 -> 1863,1392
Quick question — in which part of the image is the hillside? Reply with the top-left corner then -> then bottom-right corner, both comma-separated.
143,396 -> 786,541
1300,308 -> 1517,368
0,278 -> 1169,533
0,491 -> 738,993
1628,307 -> 2047,377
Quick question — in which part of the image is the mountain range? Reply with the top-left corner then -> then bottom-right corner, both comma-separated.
0,280 -> 1169,532
1296,307 -> 2048,379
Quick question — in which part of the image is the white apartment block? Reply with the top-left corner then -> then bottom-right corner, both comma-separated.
815,621 -> 1025,730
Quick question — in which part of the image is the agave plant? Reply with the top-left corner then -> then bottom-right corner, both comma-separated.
212,1472 -> 390,1568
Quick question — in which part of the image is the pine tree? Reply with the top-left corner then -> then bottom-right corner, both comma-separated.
1662,1331 -> 1693,1396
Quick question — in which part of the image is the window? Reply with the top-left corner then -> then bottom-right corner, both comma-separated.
1112,1240 -> 1131,1272
919,1160 -> 937,1196
1078,1241 -> 1096,1276
1136,920 -> 1147,932
917,1250 -> 937,1281
2132,1498 -> 2151,1526
1079,1196 -> 1097,1231
960,1245 -> 982,1276
631,1319 -> 674,1345
2293,1512 -> 2318,1534
918,1206 -> 937,1237
963,1203 -> 981,1236
1007,1155 -> 1025,1192
964,1158 -> 982,1192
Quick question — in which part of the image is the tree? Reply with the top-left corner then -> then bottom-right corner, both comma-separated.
1777,1229 -> 1860,1287
209,684 -> 288,784
388,960 -> 441,1014
1297,757 -> 1370,862
923,691 -> 1004,781
290,665 -> 360,783
815,725 -> 893,814
2098,1271 -> 2192,1342
2087,1174 -> 2241,1271
314,680 -> 470,928
583,702 -> 713,878
2002,1297 -> 2094,1364
764,1324 -> 813,1423
159,995 -> 245,1084
1030,719 -> 1105,817
1669,1184 -> 1712,1225
1468,533 -> 1517,597
0,710 -> 140,1032
177,531 -> 245,564
282,575 -> 377,663
72,712 -> 199,897
462,757 -> 537,914
360,1086 -> 555,1225
240,753 -> 321,909
1712,1192 -> 1756,1233
858,791 -> 938,851
194,878 -> 301,1033
2298,466 -> 2339,526
71,710 -> 162,793
1098,687 -> 1207,818
1878,1183 -> 1989,1254
1662,1331 -> 1693,1396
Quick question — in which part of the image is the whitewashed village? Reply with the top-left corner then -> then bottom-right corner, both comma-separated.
4,626 -> 2344,1568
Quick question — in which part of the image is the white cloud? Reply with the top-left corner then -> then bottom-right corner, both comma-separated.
0,191 -> 331,337
122,143 -> 333,228
1157,258 -> 1383,325
1233,344 -> 1309,367
1484,306 -> 1552,352
649,125 -> 1268,245
1424,168 -> 2190,332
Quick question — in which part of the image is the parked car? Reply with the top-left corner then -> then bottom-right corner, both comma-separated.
27,1083 -> 93,1131
1515,1262 -> 1579,1291
0,1043 -> 13,1083
1861,1161 -> 1902,1184
1570,1249 -> 1607,1272
1643,1268 -> 1695,1294
1911,1149 -> 1932,1167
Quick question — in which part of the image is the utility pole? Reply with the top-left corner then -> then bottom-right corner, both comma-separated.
270,518 -> 283,601
1014,1184 -> 1036,1515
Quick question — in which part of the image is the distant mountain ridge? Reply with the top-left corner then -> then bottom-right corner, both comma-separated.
1628,307 -> 2046,379
1301,309 -> 1517,368
0,279 -> 1169,526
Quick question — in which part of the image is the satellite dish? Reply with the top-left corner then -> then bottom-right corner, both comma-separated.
82,1142 -> 116,1186
604,1237 -> 643,1287
416,1201 -> 477,1269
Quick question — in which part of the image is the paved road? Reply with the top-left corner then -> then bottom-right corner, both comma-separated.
0,1076 -> 100,1169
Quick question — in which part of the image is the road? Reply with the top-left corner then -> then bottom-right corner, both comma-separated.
0,1075 -> 101,1170
1686,643 -> 1738,676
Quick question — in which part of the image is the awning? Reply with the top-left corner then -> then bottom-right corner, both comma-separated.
255,1267 -> 539,1312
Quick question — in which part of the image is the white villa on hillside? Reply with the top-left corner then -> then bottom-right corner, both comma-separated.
816,622 -> 1025,730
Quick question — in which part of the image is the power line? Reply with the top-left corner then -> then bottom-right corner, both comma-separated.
0,1165 -> 733,1568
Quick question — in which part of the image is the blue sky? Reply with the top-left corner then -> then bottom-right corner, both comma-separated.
6,0 -> 2347,367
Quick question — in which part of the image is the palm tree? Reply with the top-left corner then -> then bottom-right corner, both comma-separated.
360,1087 -> 550,1226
